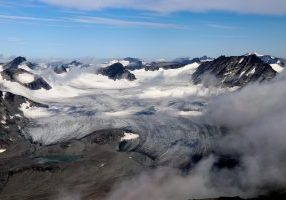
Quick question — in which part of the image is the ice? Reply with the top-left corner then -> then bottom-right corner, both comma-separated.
271,64 -> 284,73
16,73 -> 35,84
19,101 -> 52,119
120,132 -> 139,141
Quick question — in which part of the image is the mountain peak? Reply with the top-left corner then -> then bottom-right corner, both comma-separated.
3,56 -> 27,69
192,54 -> 276,87
70,60 -> 82,66
245,52 -> 264,57
97,62 -> 136,81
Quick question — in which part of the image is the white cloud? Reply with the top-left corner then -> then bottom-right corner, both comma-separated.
39,0 -> 286,15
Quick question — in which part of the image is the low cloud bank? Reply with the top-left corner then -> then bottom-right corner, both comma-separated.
105,72 -> 286,199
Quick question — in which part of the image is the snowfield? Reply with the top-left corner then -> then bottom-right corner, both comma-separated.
20,101 -> 52,119
0,61 -> 233,145
16,73 -> 35,84
271,64 -> 284,73
1,56 -> 281,145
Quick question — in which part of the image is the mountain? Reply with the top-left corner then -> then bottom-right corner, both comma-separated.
0,90 -> 48,154
53,64 -> 69,74
3,56 -> 27,70
245,52 -> 285,73
259,55 -> 285,66
97,62 -> 136,81
3,56 -> 38,70
124,57 -> 145,71
0,90 -> 151,199
145,56 -> 210,71
1,53 -> 285,200
1,57 -> 51,90
53,60 -> 84,74
259,55 -> 284,73
192,54 -> 277,87
1,68 -> 51,90
173,56 -> 213,64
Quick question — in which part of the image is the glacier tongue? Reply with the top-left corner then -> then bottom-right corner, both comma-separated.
18,61 -> 231,146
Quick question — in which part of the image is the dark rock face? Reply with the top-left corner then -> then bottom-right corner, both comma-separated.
1,90 -> 46,117
3,57 -> 26,70
1,68 -> 51,90
0,91 -> 21,151
25,77 -> 51,90
98,63 -> 136,81
192,55 -> 277,87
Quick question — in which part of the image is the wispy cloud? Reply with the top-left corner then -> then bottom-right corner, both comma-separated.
208,24 -> 239,30
0,14 -> 189,30
0,14 -> 62,22
0,0 -> 42,8
69,16 -> 189,29
39,0 -> 286,15
0,1 -> 13,8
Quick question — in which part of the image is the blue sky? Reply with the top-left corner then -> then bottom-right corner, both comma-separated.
0,0 -> 286,59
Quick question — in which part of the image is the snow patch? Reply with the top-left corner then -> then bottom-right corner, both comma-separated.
247,68 -> 256,75
178,111 -> 203,116
18,64 -> 33,72
20,101 -> 51,119
271,64 -> 284,73
121,132 -> 139,141
105,109 -> 138,117
0,149 -> 6,154
238,58 -> 244,64
16,73 -> 35,84
248,52 -> 264,57
1,91 -> 7,99
239,71 -> 246,78
100,59 -> 130,68
69,73 -> 138,89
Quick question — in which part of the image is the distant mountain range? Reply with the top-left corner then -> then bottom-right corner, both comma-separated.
1,53 -> 284,86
